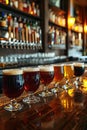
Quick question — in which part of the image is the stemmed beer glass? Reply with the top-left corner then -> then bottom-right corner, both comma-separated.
53,64 -> 64,83
63,63 -> 74,90
51,64 -> 64,93
3,69 -> 24,111
23,67 -> 40,104
39,65 -> 54,97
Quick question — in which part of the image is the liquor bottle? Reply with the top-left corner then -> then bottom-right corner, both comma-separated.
36,22 -> 42,48
9,0 -> 14,7
25,20 -> 28,49
34,22 -> 38,44
31,2 -> 36,15
32,21 -> 37,49
36,4 -> 40,17
27,20 -> 31,44
55,28 -> 59,44
31,21 -> 35,43
23,18 -> 27,49
27,1 -> 32,14
13,0 -> 18,9
18,17 -> 23,49
13,17 -> 18,48
0,12 -> 8,48
48,26 -> 52,46
18,0 -> 23,11
7,13 -> 13,48
23,0 -> 27,13
51,26 -> 55,45
0,12 -> 7,28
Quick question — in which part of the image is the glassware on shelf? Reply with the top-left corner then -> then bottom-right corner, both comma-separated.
23,67 -> 40,104
2,69 -> 24,111
39,65 -> 54,97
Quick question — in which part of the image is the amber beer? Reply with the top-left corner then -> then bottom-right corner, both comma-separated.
64,64 -> 74,79
23,67 -> 40,92
40,65 -> 54,85
3,69 -> 24,99
53,64 -> 64,82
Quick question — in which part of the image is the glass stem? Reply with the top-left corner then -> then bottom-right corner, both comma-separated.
44,85 -> 49,93
11,99 -> 17,111
28,92 -> 34,99
75,77 -> 79,89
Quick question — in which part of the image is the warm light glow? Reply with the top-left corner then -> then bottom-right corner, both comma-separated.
84,25 -> 87,33
68,17 -> 75,29
83,77 -> 87,92
74,25 -> 78,31
74,24 -> 83,32
79,26 -> 83,32
68,89 -> 74,97
6,0 -> 9,4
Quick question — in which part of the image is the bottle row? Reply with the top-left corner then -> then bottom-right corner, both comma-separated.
47,25 -> 83,49
49,9 -> 66,27
48,25 -> 66,47
69,31 -> 82,48
0,0 -> 40,17
0,12 -> 42,49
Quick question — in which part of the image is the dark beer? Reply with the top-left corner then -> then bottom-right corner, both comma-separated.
74,63 -> 85,77
23,67 -> 40,92
40,66 -> 54,85
3,69 -> 24,99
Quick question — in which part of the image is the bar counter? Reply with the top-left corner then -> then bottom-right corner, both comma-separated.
0,88 -> 87,130
0,60 -> 87,130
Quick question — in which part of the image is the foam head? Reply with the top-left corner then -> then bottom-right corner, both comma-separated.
23,67 -> 39,72
3,69 -> 23,75
73,62 -> 84,67
39,65 -> 54,72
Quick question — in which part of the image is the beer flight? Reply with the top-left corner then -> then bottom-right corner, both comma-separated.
2,62 -> 85,111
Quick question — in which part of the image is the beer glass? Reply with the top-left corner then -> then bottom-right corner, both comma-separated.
51,64 -> 64,93
39,65 -> 54,97
3,69 -> 24,111
73,62 -> 85,89
23,67 -> 40,104
63,63 -> 74,90
53,64 -> 64,83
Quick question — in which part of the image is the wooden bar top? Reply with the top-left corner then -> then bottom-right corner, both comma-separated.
0,89 -> 87,130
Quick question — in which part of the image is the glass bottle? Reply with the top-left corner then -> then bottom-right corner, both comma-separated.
0,12 -> 7,28
27,1 -> 32,14
18,0 -> 23,11
18,17 -> 23,49
27,20 -> 31,45
13,17 -> 18,48
23,0 -> 27,13
13,0 -> 18,9
36,4 -> 40,16
31,2 -> 36,15
7,13 -> 13,48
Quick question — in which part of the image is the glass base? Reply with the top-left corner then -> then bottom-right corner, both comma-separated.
23,95 -> 40,104
4,102 -> 23,112
39,91 -> 53,97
